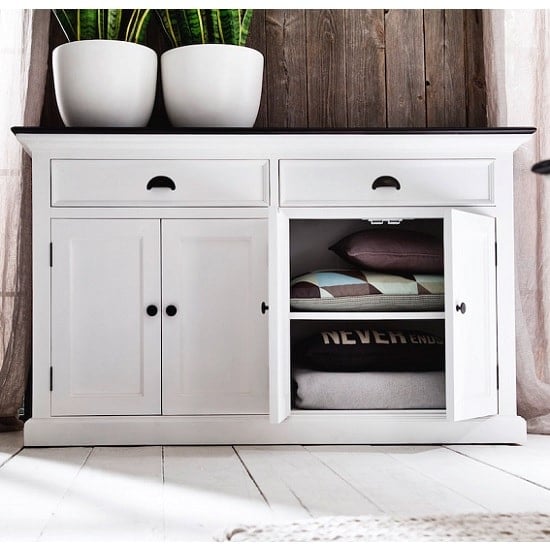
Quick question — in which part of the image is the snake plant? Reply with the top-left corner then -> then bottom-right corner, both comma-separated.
52,9 -> 152,44
156,9 -> 253,48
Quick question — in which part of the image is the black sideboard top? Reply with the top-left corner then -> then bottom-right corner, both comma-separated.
11,126 -> 537,136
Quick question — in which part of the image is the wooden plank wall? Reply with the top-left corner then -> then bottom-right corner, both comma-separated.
41,9 -> 487,129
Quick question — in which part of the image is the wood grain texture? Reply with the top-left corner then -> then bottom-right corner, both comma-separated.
385,9 -> 426,127
305,445 -> 486,515
246,10 -> 268,127
444,9 -> 466,126
424,10 -> 446,126
41,9 -> 487,130
306,10 -> 347,128
464,9 -> 488,127
447,435 -> 550,489
264,10 -> 307,127
234,445 -> 382,519
344,10 -> 386,127
0,447 -> 92,542
388,446 -> 550,513
163,446 -> 270,540
424,10 -> 467,127
40,447 -> 164,541
2,437 -> 550,540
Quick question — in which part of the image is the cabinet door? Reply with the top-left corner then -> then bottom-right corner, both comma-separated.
270,210 -> 291,423
162,219 -> 268,415
446,209 -> 497,421
51,219 -> 161,416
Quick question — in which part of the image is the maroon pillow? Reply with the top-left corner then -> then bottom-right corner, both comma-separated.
329,229 -> 443,274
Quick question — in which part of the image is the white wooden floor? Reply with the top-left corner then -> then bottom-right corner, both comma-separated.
1,432 -> 550,541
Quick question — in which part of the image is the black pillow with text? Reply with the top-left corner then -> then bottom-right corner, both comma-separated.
295,327 -> 444,372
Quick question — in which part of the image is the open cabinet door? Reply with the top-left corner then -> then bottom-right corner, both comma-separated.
269,211 -> 291,423
446,209 -> 498,421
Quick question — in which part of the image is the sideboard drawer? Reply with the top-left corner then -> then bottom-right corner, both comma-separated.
51,159 -> 269,207
279,159 -> 494,206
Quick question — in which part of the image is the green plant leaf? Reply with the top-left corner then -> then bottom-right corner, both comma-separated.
135,10 -> 152,44
156,9 -> 254,47
77,9 -> 99,40
207,9 -> 222,44
98,9 -> 104,39
106,9 -> 122,40
184,9 -> 207,44
125,10 -> 137,42
239,9 -> 253,46
156,9 -> 181,49
126,9 -> 151,43
219,9 -> 241,45
52,9 -> 77,42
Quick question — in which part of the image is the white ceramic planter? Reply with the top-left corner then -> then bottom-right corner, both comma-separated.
53,40 -> 157,127
161,44 -> 264,127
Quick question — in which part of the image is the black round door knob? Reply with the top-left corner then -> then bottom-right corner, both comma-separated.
456,302 -> 467,314
166,305 -> 178,317
146,305 -> 158,317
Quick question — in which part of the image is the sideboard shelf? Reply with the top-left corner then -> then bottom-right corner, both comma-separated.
14,128 -> 533,446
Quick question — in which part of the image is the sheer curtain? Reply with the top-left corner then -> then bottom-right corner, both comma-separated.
484,9 -> 550,433
0,10 -> 49,431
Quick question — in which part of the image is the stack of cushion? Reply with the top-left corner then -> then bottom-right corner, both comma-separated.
290,228 -> 444,312
290,227 -> 446,409
293,327 -> 445,410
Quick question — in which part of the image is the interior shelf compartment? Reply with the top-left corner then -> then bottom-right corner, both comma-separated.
290,217 -> 444,277
289,217 -> 445,314
290,319 -> 446,412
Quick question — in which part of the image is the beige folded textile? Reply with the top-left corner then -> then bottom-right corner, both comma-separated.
293,368 -> 445,409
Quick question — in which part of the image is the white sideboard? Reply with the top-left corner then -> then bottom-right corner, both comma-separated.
13,128 -> 534,446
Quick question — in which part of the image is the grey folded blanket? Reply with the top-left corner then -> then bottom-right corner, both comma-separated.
293,368 -> 445,410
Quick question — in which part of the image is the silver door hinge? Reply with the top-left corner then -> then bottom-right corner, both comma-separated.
50,366 -> 53,391
49,242 -> 53,267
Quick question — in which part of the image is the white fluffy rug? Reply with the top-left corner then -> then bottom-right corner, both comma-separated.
222,513 -> 550,542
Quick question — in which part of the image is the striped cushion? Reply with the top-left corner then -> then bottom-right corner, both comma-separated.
290,270 -> 444,312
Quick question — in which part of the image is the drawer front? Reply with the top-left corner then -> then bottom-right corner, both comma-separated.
51,159 -> 269,207
279,159 -> 494,206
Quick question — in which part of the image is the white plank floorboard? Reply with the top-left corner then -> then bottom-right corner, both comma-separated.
39,446 -> 164,541
1,436 -> 550,541
385,445 -> 550,513
0,431 -> 23,468
163,446 -> 270,541
0,447 -> 91,542
304,445 -> 486,516
234,445 -> 382,521
447,435 -> 550,489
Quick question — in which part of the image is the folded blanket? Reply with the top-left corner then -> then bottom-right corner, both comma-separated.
293,368 -> 445,410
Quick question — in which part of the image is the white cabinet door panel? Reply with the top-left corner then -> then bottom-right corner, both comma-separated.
270,210 -> 291,423
445,209 -> 497,421
162,219 -> 268,415
51,219 -> 161,416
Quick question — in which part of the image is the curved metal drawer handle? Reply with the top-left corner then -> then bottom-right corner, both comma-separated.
146,176 -> 176,190
372,175 -> 401,190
